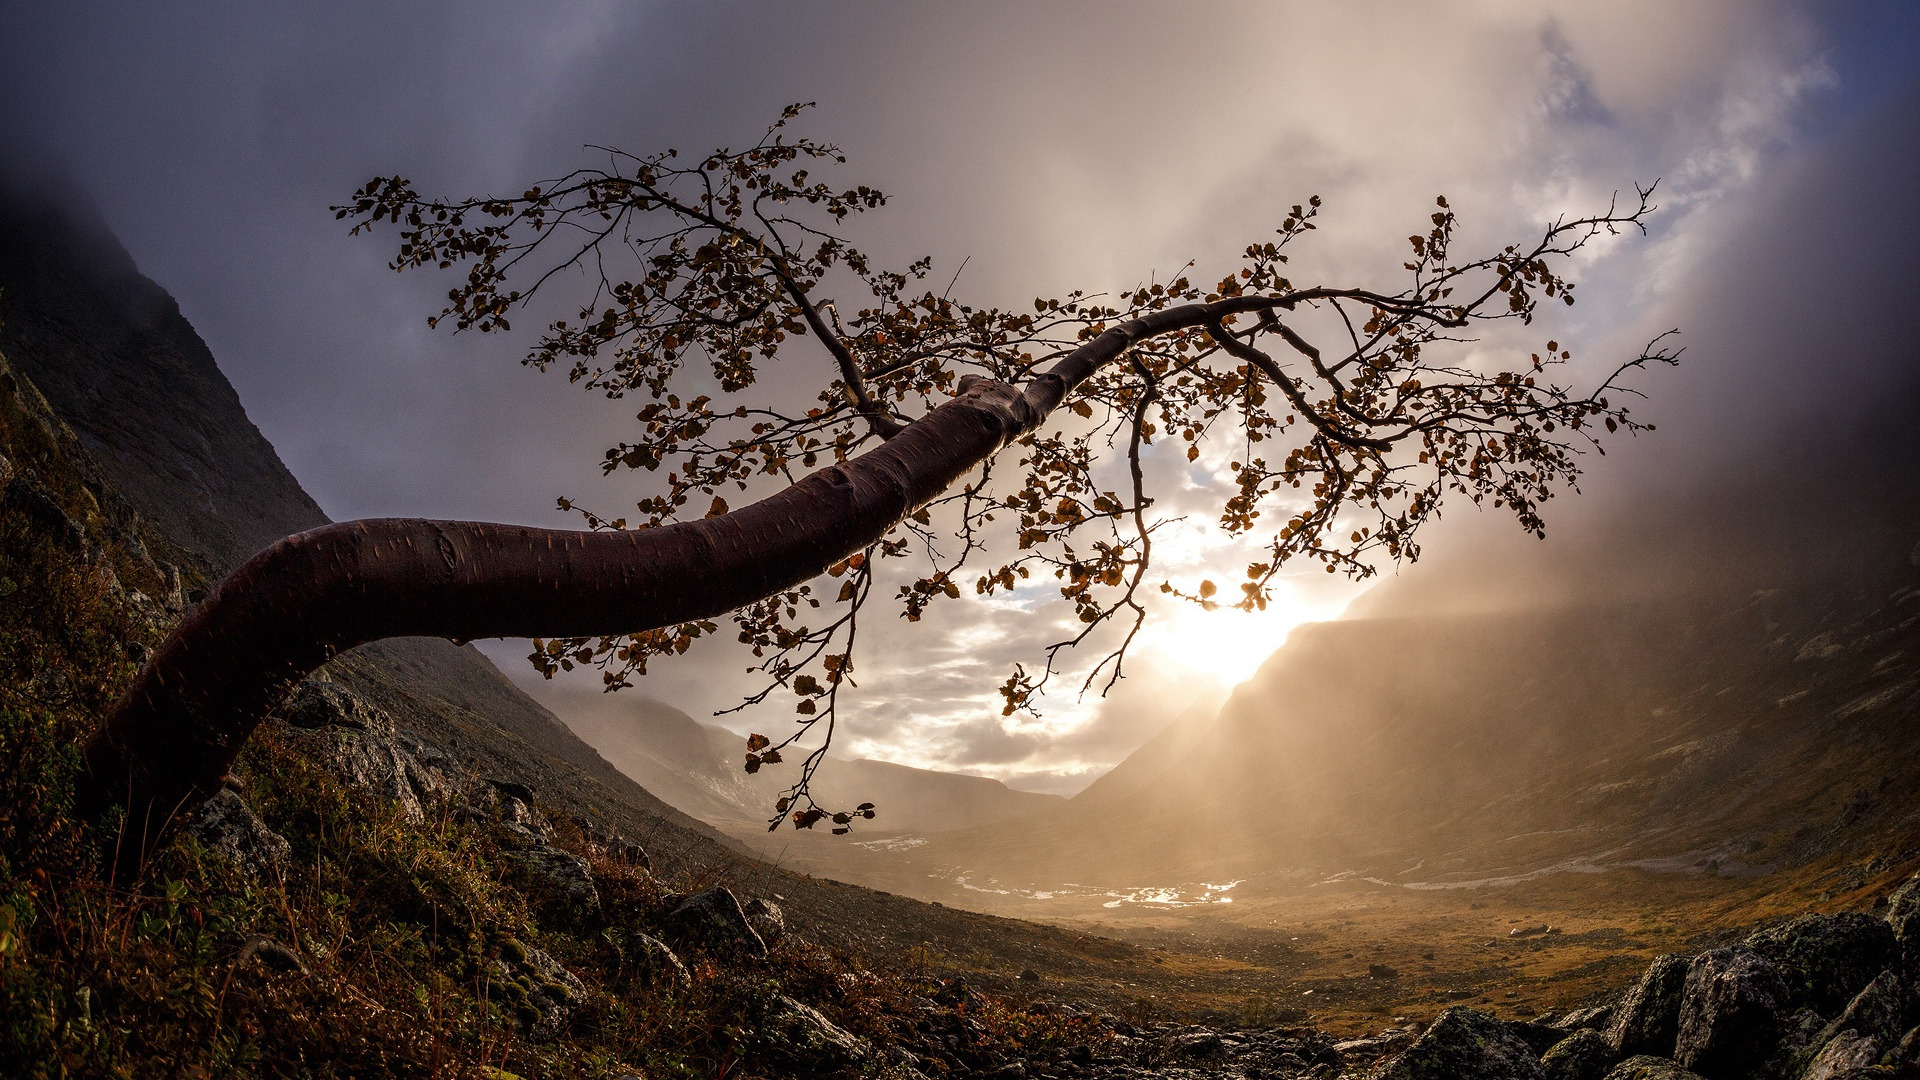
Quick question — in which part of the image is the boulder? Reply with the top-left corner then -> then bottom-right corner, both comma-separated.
1380,1007 -> 1546,1080
1743,913 -> 1899,1015
741,896 -> 785,946
235,934 -> 304,975
1888,872 -> 1920,972
489,938 -> 584,1042
1799,1030 -> 1881,1080
1607,954 -> 1694,1058
1511,1020 -> 1574,1055
1161,1030 -> 1226,1059
621,931 -> 690,990
664,887 -> 767,957
1542,1029 -> 1615,1080
187,789 -> 290,878
506,845 -> 600,915
1891,1026 -> 1920,1071
1553,1005 -> 1615,1032
1603,1057 -> 1705,1080
280,679 -> 468,822
1673,947 -> 1790,1080
1822,969 -> 1906,1046
770,995 -> 869,1064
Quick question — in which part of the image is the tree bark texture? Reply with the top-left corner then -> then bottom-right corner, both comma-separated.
82,299 -> 1269,874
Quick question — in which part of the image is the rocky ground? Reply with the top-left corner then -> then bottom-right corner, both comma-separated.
186,667 -> 1920,1079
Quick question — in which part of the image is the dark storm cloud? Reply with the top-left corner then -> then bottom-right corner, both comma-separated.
4,2 -> 1915,792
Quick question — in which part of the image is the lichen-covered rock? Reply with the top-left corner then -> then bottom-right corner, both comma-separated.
1743,912 -> 1899,1015
1673,947 -> 1790,1080
1542,1028 -> 1615,1080
1607,954 -> 1694,1059
187,788 -> 290,878
280,679 -> 468,823
621,931 -> 689,990
741,896 -> 785,946
1603,1056 -> 1705,1080
1888,872 -> 1920,972
1380,1007 -> 1546,1080
507,844 -> 600,915
769,995 -> 869,1064
1553,1005 -> 1615,1032
1799,1030 -> 1882,1080
1821,969 -> 1906,1046
664,886 -> 766,957
489,938 -> 584,1042
235,934 -> 304,974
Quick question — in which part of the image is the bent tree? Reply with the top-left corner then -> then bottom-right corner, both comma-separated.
83,105 -> 1676,872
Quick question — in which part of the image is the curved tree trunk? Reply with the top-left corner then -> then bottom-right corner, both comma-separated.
80,300 -> 1267,877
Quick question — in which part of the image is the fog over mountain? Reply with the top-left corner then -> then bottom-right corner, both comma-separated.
7,3 -> 1917,796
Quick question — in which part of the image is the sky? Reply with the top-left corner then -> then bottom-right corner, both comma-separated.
4,1 -> 1918,794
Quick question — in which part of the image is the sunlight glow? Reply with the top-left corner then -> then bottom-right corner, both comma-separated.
1136,586 -> 1350,688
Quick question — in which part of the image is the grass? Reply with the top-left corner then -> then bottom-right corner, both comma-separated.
0,354 -> 1128,1078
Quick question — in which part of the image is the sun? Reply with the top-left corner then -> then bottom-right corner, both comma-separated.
1132,578 -> 1357,688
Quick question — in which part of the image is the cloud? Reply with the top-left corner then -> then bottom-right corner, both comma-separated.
6,1 -> 1911,793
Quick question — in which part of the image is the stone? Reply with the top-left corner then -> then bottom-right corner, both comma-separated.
1823,969 -> 1906,1046
770,995 -> 869,1064
489,938 -> 584,1042
187,789 -> 290,878
1161,1030 -> 1225,1059
1511,1020 -> 1573,1055
1888,872 -> 1920,972
1554,1005 -> 1615,1032
1606,954 -> 1694,1059
622,931 -> 690,990
741,896 -> 785,946
280,679 -> 467,823
1799,1030 -> 1881,1080
507,845 -> 600,915
496,793 -> 553,847
1370,963 -> 1401,979
1541,1028 -> 1615,1080
235,934 -> 304,974
1603,1057 -> 1705,1080
1672,947 -> 1790,1080
1380,1006 -> 1546,1080
664,887 -> 766,957
1743,912 -> 1899,1015
1891,1027 -> 1920,1070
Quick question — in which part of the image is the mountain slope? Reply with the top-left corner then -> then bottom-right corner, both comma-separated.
564,697 -> 1061,839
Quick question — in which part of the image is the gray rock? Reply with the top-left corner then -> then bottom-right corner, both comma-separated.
1542,1028 -> 1615,1080
490,938 -> 584,1042
770,995 -> 869,1063
1744,912 -> 1899,1015
1553,1005 -> 1615,1032
1799,1030 -> 1881,1080
665,886 -> 766,957
281,679 -> 467,823
1607,954 -> 1694,1059
187,788 -> 290,878
506,844 -> 600,915
1673,947 -> 1790,1080
741,896 -> 785,946
1888,872 -> 1920,972
496,793 -> 553,847
1380,1007 -> 1546,1080
1603,1056 -> 1705,1080
1161,1030 -> 1225,1059
1891,1026 -> 1920,1070
1822,969 -> 1906,1046
235,934 -> 304,974
621,931 -> 689,990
